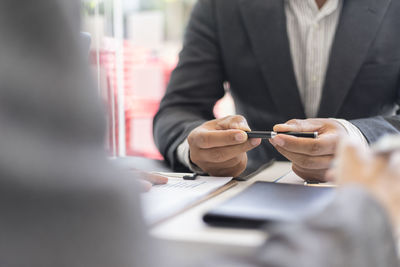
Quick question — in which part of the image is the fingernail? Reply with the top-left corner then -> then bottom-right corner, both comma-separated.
269,138 -> 275,146
272,136 -> 284,147
235,133 -> 246,141
274,124 -> 287,131
250,138 -> 261,146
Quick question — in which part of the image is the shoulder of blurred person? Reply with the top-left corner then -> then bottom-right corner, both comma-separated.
0,1 -> 160,266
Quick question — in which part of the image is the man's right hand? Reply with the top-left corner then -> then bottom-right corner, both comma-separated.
187,115 -> 261,177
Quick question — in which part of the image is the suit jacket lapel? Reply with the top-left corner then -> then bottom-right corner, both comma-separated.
238,0 -> 306,119
318,0 -> 392,117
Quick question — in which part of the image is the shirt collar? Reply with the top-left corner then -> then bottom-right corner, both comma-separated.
317,0 -> 340,20
286,0 -> 341,21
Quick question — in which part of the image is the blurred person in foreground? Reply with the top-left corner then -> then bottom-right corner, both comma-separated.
335,136 -> 400,236
1,0 -> 400,266
0,0 -> 155,266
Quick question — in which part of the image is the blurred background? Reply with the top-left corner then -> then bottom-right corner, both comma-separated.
81,0 -> 234,159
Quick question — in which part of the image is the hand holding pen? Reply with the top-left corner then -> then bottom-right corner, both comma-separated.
187,115 -> 262,177
264,119 -> 348,183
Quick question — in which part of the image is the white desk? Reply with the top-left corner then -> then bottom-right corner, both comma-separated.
150,162 -> 302,261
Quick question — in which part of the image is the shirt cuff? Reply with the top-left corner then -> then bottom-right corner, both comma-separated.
177,139 -> 206,174
334,119 -> 369,149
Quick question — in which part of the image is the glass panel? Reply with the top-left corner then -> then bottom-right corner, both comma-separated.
81,0 -> 234,159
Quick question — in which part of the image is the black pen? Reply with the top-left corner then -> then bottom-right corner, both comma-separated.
247,131 -> 318,139
183,173 -> 199,180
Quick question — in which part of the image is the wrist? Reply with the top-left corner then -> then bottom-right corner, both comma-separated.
333,118 -> 369,149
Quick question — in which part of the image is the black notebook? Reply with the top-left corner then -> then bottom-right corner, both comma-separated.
203,181 -> 335,228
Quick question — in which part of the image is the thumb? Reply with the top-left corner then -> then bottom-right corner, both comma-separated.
216,115 -> 251,131
273,119 -> 322,132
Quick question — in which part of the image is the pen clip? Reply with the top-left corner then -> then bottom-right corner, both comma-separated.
183,173 -> 199,180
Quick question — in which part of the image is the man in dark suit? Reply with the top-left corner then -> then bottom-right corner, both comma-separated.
153,0 -> 400,181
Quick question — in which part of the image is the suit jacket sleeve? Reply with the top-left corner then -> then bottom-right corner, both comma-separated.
153,0 -> 226,170
351,82 -> 400,144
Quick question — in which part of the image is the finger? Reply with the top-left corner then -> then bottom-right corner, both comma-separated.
292,164 -> 329,182
198,153 -> 246,170
207,155 -> 247,177
273,144 -> 333,170
215,115 -> 251,131
131,170 -> 168,185
335,140 -> 370,184
273,119 -> 323,133
389,151 -> 400,172
196,139 -> 261,163
189,128 -> 249,149
142,173 -> 169,185
324,168 -> 336,182
337,140 -> 366,165
269,133 -> 337,156
139,180 -> 153,192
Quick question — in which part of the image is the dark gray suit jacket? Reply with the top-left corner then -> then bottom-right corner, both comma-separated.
1,0 -> 398,266
154,0 -> 400,173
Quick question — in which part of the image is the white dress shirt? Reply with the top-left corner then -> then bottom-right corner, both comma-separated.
177,0 -> 368,171
286,0 -> 341,118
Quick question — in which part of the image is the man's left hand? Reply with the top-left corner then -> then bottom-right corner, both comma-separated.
270,118 -> 347,182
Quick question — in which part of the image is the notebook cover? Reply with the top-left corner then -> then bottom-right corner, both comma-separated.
203,181 -> 335,228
